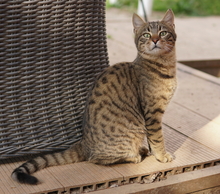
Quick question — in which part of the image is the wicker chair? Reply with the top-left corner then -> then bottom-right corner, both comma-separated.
0,0 -> 109,160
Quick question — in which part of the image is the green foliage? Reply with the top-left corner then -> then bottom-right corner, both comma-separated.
153,0 -> 220,16
106,0 -> 220,16
106,0 -> 138,10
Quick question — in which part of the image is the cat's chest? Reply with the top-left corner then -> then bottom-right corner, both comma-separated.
139,75 -> 176,104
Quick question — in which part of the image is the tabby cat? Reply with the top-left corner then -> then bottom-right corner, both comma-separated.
12,9 -> 177,185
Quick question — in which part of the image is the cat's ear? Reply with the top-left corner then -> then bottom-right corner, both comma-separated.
132,13 -> 146,33
162,9 -> 175,28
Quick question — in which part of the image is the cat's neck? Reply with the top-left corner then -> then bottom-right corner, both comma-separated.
133,51 -> 176,77
134,50 -> 176,67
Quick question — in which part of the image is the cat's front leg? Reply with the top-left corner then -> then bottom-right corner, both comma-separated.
146,118 -> 174,163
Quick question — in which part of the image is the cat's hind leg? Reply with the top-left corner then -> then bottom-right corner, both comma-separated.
123,155 -> 142,164
119,146 -> 148,164
89,156 -> 125,165
89,154 -> 142,165
139,146 -> 148,157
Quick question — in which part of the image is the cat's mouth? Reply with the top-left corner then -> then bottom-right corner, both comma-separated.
151,45 -> 161,51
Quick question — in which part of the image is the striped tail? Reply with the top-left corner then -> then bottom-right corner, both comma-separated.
11,142 -> 84,185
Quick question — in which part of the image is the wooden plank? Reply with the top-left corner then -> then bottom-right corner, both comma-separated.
190,185 -> 220,194
92,165 -> 220,194
164,64 -> 220,153
110,126 -> 219,184
0,160 -> 64,194
189,121 -> 220,154
0,163 -> 26,194
177,62 -> 220,86
164,102 -> 220,154
163,126 -> 219,161
179,59 -> 220,69
174,63 -> 220,123
178,59 -> 220,78
164,102 -> 209,137
46,161 -> 123,193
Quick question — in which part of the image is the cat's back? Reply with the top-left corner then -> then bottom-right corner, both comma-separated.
84,61 -> 143,128
90,62 -> 137,98
98,62 -> 135,85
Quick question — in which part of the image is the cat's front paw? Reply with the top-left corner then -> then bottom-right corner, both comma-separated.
155,152 -> 175,163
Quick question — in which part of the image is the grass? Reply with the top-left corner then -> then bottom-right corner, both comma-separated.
106,0 -> 138,12
106,0 -> 220,16
106,34 -> 113,39
153,0 -> 220,16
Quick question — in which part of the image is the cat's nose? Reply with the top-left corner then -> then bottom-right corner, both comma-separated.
152,38 -> 159,44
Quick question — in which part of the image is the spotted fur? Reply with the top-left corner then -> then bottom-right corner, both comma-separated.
12,9 -> 177,185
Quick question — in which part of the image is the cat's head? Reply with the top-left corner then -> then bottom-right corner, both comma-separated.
133,9 -> 176,58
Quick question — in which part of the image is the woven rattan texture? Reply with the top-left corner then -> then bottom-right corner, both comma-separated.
0,0 -> 109,159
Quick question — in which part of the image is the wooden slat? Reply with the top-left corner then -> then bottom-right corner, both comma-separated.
164,102 -> 220,154
0,160 -> 64,194
110,125 -> 219,183
179,59 -> 220,69
177,63 -> 220,86
174,64 -> 220,122
164,102 -> 210,136
46,161 -> 123,193
92,164 -> 220,194
191,186 -> 220,194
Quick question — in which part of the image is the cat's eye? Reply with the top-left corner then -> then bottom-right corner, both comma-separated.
160,31 -> 167,37
143,33 -> 151,38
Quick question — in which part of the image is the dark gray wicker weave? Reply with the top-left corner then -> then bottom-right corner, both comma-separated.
0,0 -> 109,159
